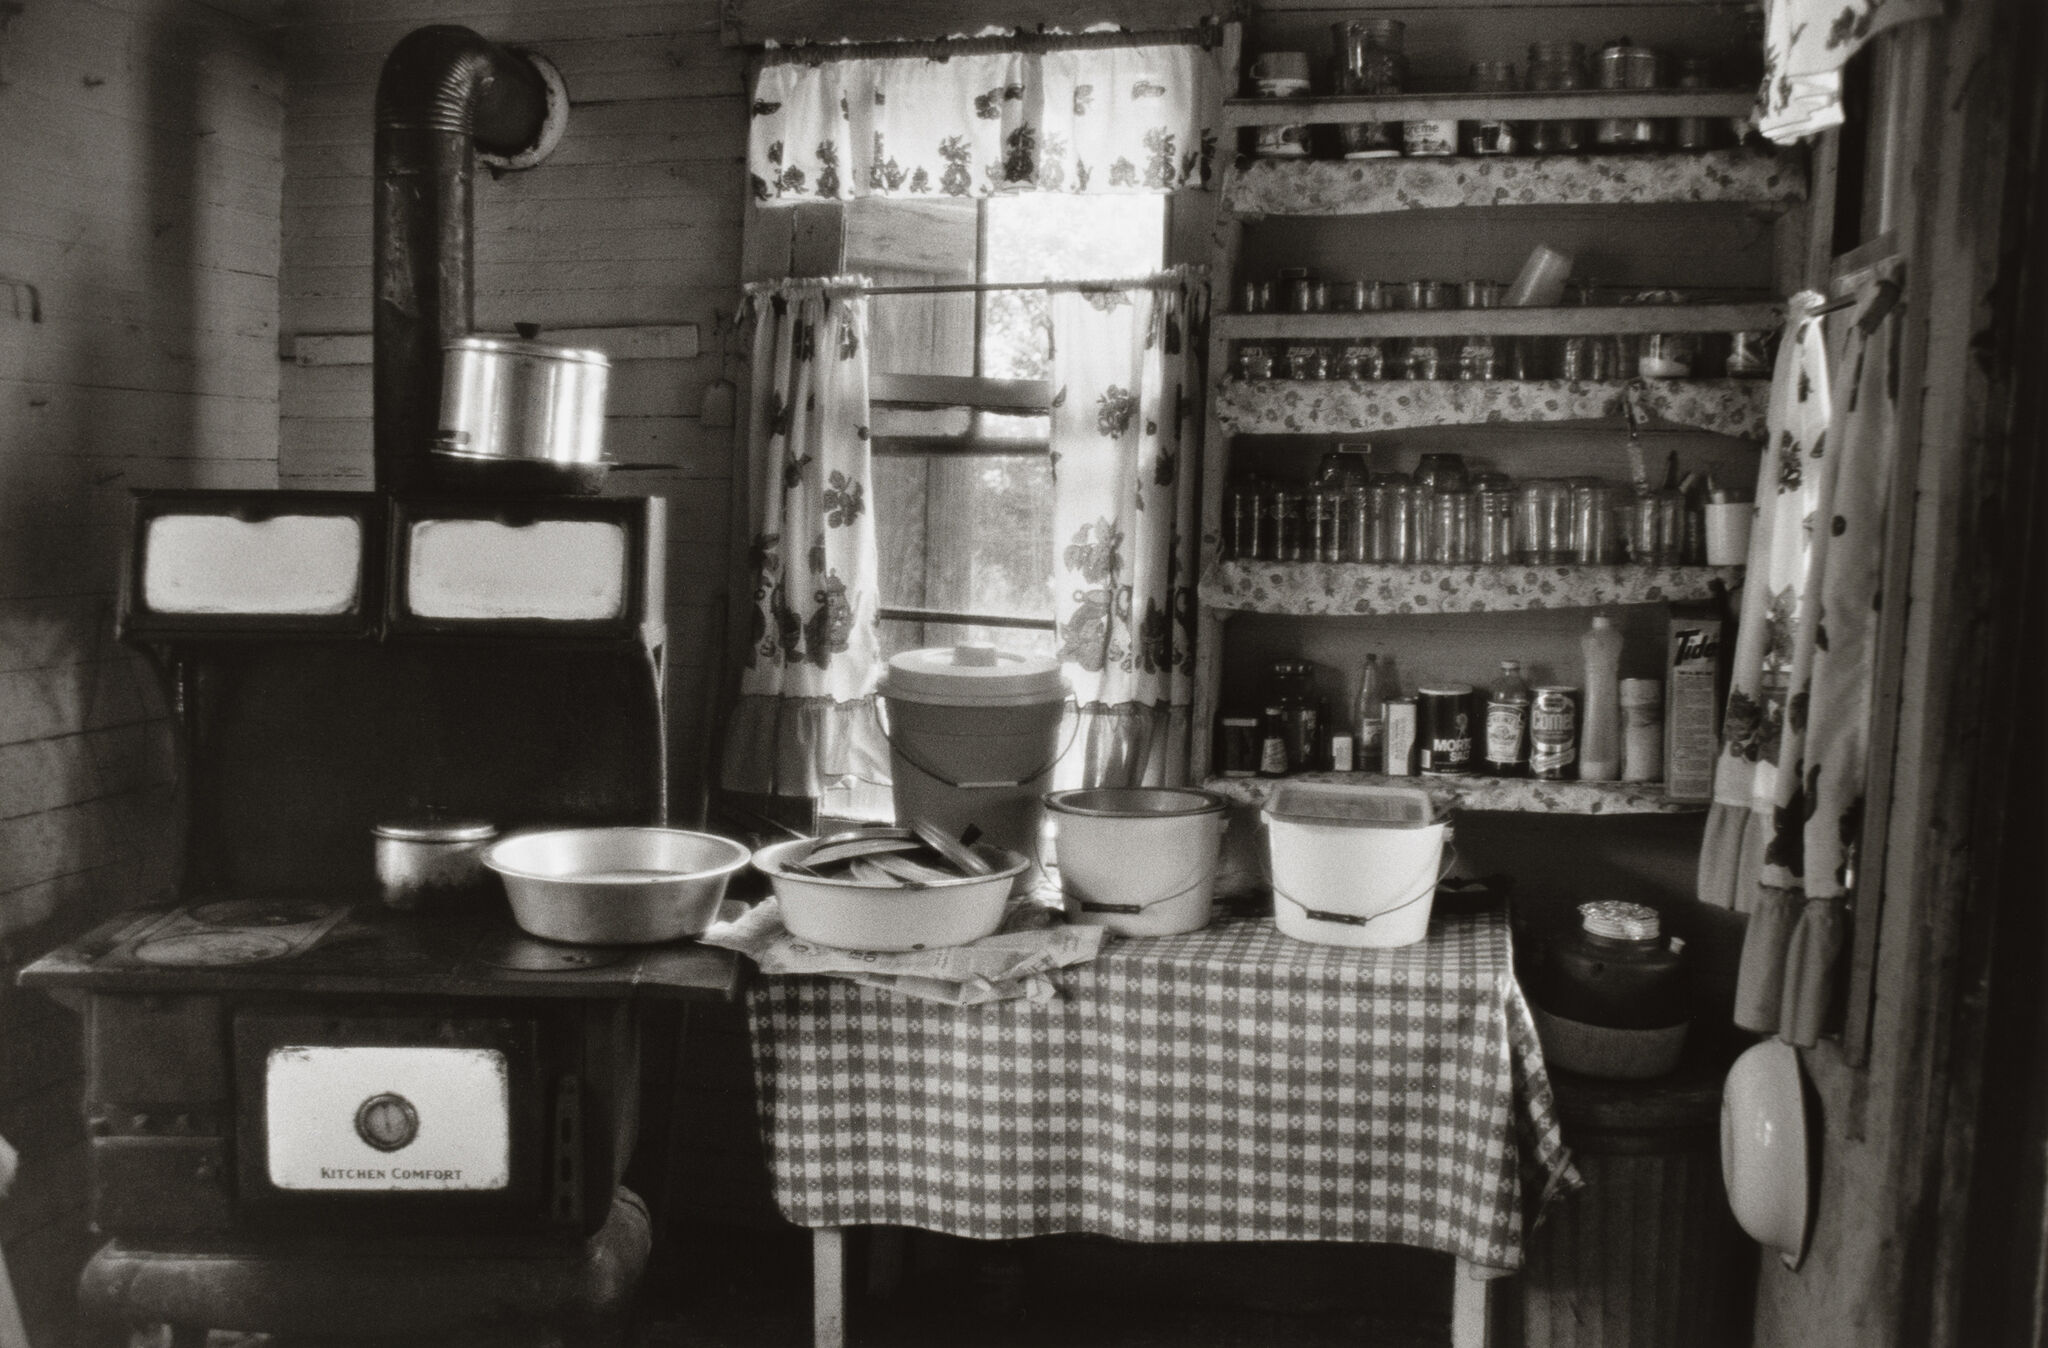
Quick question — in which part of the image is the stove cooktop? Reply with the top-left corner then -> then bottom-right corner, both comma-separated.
18,893 -> 742,1003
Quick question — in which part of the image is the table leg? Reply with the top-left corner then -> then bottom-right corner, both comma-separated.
813,1226 -> 847,1348
1450,1259 -> 1494,1348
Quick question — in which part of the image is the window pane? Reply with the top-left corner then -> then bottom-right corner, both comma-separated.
981,195 -> 1167,380
872,451 -> 1053,627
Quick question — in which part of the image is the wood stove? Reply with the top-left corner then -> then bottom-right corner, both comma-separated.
20,487 -> 740,1347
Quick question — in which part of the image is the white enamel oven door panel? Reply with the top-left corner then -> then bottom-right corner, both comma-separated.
233,1011 -> 553,1231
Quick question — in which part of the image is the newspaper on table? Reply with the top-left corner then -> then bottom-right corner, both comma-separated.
701,896 -> 1105,1006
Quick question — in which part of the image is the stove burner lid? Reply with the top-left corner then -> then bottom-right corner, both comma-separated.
468,929 -> 624,972
133,930 -> 298,967
189,898 -> 337,928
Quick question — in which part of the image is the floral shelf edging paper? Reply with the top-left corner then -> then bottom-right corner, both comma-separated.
1207,770 -> 1705,816
1200,560 -> 1743,616
1226,147 -> 1807,217
1217,378 -> 1770,440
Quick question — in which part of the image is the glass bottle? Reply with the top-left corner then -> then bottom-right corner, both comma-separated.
1484,659 -> 1532,776
1458,279 -> 1504,380
1353,653 -> 1386,773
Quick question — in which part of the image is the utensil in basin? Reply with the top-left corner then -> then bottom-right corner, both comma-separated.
483,827 -> 750,945
752,837 -> 1028,951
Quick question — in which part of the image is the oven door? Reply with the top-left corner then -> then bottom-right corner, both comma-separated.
233,1010 -> 571,1238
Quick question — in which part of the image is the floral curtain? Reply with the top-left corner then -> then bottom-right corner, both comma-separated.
1048,273 -> 1204,788
1756,0 -> 1941,144
720,278 -> 891,799
1697,259 -> 1907,1045
749,41 -> 1218,204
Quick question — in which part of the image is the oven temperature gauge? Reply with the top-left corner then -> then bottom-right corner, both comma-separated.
353,1092 -> 420,1152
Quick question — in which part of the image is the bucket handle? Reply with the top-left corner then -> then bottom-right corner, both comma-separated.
872,695 -> 1082,790
1073,869 -> 1210,916
1270,845 -> 1458,930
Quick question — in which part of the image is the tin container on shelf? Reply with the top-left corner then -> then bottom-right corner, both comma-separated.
1284,342 -> 1330,380
1418,685 -> 1477,775
1465,60 -> 1520,154
1593,41 -> 1667,150
1403,116 -> 1458,157
1332,19 -> 1406,158
1235,342 -> 1275,381
1525,41 -> 1589,153
1219,715 -> 1262,777
1671,55 -> 1719,150
1530,685 -> 1581,779
1249,51 -> 1314,157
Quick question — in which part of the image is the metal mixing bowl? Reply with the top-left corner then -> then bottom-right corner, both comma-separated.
483,827 -> 750,945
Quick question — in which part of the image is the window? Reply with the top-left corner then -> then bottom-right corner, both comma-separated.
848,194 -> 1168,663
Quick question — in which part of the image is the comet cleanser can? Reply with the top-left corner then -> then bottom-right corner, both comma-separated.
1530,685 -> 1581,780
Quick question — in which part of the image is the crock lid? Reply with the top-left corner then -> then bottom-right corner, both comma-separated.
1264,781 -> 1439,828
445,335 -> 609,367
373,817 -> 498,843
879,644 -> 1066,706
1580,899 -> 1661,940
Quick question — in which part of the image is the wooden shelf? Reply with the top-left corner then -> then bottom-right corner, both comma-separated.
1225,88 -> 1758,128
1208,771 -> 1707,816
1216,378 -> 1770,439
1226,148 -> 1805,217
1200,559 -> 1741,616
1217,304 -> 1781,340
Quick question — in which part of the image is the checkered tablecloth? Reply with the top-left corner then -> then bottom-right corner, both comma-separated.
745,910 -> 1578,1270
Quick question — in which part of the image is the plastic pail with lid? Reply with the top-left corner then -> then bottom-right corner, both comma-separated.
877,644 -> 1069,864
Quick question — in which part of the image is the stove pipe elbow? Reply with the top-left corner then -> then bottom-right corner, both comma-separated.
373,26 -> 562,495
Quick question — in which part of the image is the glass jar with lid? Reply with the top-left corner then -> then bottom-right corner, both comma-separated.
1525,41 -> 1589,153
1332,19 -> 1406,158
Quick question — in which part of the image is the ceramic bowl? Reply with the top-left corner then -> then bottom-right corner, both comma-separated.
1720,1039 -> 1812,1268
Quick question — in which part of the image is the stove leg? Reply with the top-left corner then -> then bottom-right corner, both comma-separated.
812,1226 -> 846,1348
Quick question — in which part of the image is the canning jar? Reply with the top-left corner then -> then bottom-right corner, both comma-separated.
1572,481 -> 1622,563
1465,61 -> 1520,154
1515,479 -> 1575,563
1333,19 -> 1405,158
1672,55 -> 1718,150
1430,492 -> 1473,563
1473,482 -> 1518,562
1370,478 -> 1415,561
1457,280 -> 1505,380
1235,342 -> 1275,380
1271,486 -> 1306,561
1227,477 -> 1267,559
1401,280 -> 1456,380
1525,42 -> 1588,153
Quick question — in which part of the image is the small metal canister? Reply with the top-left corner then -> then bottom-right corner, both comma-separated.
1671,56 -> 1718,151
1529,686 -> 1581,779
1593,41 -> 1667,150
373,817 -> 499,910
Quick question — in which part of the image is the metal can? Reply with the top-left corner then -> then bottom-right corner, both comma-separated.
1284,342 -> 1329,380
1236,342 -> 1275,381
1530,685 -> 1581,779
1227,479 -> 1266,559
1418,685 -> 1476,775
1384,696 -> 1419,776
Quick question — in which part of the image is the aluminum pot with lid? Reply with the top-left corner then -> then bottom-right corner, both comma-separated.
434,326 -> 610,471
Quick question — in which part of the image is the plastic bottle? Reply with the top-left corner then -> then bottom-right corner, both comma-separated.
1257,705 -> 1290,778
1620,678 -> 1664,782
1352,654 -> 1385,773
1579,615 -> 1625,781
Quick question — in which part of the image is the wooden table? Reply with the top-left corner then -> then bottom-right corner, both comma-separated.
746,909 -> 1577,1348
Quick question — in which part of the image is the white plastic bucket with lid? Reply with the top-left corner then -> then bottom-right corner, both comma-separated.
877,644 -> 1070,864
1263,781 -> 1451,948
1045,787 -> 1227,937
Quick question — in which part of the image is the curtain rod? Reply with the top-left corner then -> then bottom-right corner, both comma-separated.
760,24 -> 1220,68
745,268 -> 1206,299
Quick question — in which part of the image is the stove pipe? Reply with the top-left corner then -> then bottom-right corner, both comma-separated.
373,26 -> 557,494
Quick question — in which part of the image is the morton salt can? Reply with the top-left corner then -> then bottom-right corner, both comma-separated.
1417,685 -> 1476,775
1530,685 -> 1581,780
